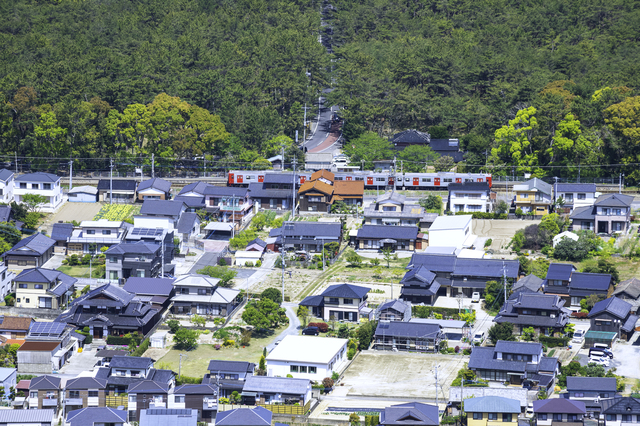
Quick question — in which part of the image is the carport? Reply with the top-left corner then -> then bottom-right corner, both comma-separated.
584,330 -> 617,347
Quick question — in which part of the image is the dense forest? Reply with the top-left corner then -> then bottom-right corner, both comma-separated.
2,0 -> 640,182
327,0 -> 640,181
0,0 -> 326,171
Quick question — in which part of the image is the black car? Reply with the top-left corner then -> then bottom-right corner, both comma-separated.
302,326 -> 319,336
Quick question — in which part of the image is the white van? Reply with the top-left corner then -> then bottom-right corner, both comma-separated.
473,331 -> 485,344
572,329 -> 586,343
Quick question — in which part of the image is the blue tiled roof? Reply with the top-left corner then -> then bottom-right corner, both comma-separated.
588,297 -> 632,319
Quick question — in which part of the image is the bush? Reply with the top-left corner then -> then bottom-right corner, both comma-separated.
245,261 -> 253,267
571,312 -> 588,319
455,212 -> 507,219
347,347 -> 356,360
132,338 -> 150,357
255,260 -> 262,267
106,335 -> 134,345
463,348 -> 472,355
412,306 -> 462,320
214,344 -> 221,350
167,319 -> 181,334
454,345 -> 460,353
538,336 -> 570,347
308,322 -> 329,333
322,377 -> 334,388
176,376 -> 202,385
447,347 -> 455,354
484,238 -> 492,248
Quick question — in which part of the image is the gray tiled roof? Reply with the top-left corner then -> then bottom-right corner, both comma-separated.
140,409 -> 198,426
0,409 -> 54,423
448,182 -> 490,192
67,407 -> 126,426
378,299 -> 411,315
357,224 -> 419,240
173,195 -> 205,208
380,402 -> 439,426
180,182 -> 248,197
621,314 -> 639,332
137,178 -> 171,193
570,205 -> 596,220
6,233 -> 55,256
15,268 -> 76,297
601,397 -> 640,415
247,183 -> 293,199
589,297 -> 632,319
401,265 -> 436,285
516,178 -> 552,195
105,241 -> 159,255
594,193 -> 634,207
280,221 -> 342,239
0,169 -> 14,182
407,254 -> 520,278
322,283 -> 370,299
177,213 -> 199,234
109,355 -> 154,369
173,384 -> 218,395
97,179 -> 137,191
468,347 -> 526,373
140,200 -> 185,217
566,376 -> 617,392
513,293 -> 564,310
299,294 -> 324,307
570,273 -> 612,291
216,406 -> 272,426
465,396 -> 521,413
207,360 -> 255,373
375,321 -> 441,339
533,399 -> 586,414
538,357 -> 559,372
29,375 -> 61,390
51,223 -> 74,242
0,205 -> 11,223
16,172 -> 59,183
613,278 -> 640,300
263,173 -> 295,184
128,380 -> 169,394
124,277 -> 175,297
375,191 -> 406,205
556,183 -> 597,193
513,274 -> 544,292
243,375 -> 310,394
495,341 -> 542,355
545,263 -> 575,280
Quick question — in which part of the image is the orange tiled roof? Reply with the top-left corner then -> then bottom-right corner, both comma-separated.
310,169 -> 335,182
334,180 -> 364,196
298,180 -> 333,196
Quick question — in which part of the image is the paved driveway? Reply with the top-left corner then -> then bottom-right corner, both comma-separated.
610,333 -> 640,379
265,303 -> 300,353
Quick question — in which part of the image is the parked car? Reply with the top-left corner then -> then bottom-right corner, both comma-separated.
302,326 -> 320,336
589,347 -> 613,359
471,292 -> 481,303
589,356 -> 610,367
572,329 -> 587,343
473,331 -> 485,344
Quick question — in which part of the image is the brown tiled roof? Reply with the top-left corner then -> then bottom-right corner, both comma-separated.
0,316 -> 33,331
4,339 -> 24,347
334,180 -> 364,196
16,380 -> 30,390
298,180 -> 333,196
17,341 -> 60,351
310,169 -> 334,182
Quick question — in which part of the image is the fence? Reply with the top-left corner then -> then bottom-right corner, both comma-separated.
105,395 -> 128,409
218,400 -> 311,415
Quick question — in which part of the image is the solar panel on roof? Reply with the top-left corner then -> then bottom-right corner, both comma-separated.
29,321 -> 66,336
131,228 -> 163,236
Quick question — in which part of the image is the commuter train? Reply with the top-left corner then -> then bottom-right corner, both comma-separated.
228,170 -> 492,189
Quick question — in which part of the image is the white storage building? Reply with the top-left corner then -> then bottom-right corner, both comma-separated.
428,215 -> 474,249
266,335 -> 348,379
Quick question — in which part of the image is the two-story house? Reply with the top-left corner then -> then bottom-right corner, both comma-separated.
14,268 -> 76,309
93,355 -> 174,395
570,193 -> 633,234
97,179 -> 137,203
127,380 -> 170,423
612,278 -> 640,315
465,396 -> 520,426
564,377 -> 619,416
67,220 -> 132,255
299,283 -> 370,322
533,399 -> 586,426
105,242 -> 166,282
137,178 -> 171,201
56,283 -> 161,338
542,263 -> 575,301
63,377 -> 107,415
427,215 -> 475,249
399,265 -> 442,306
364,192 -> 431,230
601,397 -> 640,426
269,221 -> 342,253
554,183 -> 597,213
356,225 -> 423,252
448,182 -> 494,213
376,299 -> 412,321
588,297 -> 638,341
241,375 -> 311,406
0,169 -> 15,204
123,277 -> 175,311
0,262 -> 16,299
542,264 -> 614,309
178,183 -> 251,223
0,316 -> 32,339
4,233 -> 56,268
202,360 -> 255,398
0,368 -> 17,399
373,321 -> 443,353
66,407 -> 127,426
137,200 -> 187,230
171,274 -> 240,317
168,384 -> 218,423
248,173 -> 295,210
468,341 -> 558,389
379,402 -> 439,426
494,293 -> 570,336
28,375 -> 62,412
298,178 -> 333,212
513,178 -> 552,215
265,335 -> 348,379
20,321 -> 79,373
14,172 -> 63,211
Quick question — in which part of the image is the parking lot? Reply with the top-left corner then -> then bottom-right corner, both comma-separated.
341,351 -> 466,399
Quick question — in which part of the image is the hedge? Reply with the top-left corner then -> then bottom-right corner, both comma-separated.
539,336 -> 570,347
455,212 -> 508,220
571,312 -> 588,319
176,376 -> 202,385
412,306 -> 462,320
308,322 -> 329,333
106,335 -> 134,345
132,338 -> 150,357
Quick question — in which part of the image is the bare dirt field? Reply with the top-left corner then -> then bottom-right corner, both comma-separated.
341,351 -> 467,399
43,202 -> 103,232
474,218 -> 540,251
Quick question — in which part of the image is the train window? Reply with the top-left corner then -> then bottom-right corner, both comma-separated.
422,178 -> 431,182
443,178 -> 453,183
245,175 -> 252,180
376,178 -> 385,182
355,177 -> 364,181
335,177 -> 343,180
405,177 -> 410,182
465,179 -> 473,182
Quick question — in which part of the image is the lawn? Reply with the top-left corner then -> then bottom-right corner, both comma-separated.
57,265 -> 96,278
93,204 -> 140,221
157,325 -> 286,378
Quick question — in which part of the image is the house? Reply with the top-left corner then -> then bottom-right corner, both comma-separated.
57,283 -> 160,338
94,355 -> 174,394
299,283 -> 370,322
124,227 -> 175,261
533,399 -> 586,426
448,388 -> 528,414
553,231 -> 579,248
248,175 -> 295,211
0,409 -> 54,426
139,408 -> 198,426
389,129 -> 464,162
63,377 -> 107,414
513,178 -> 553,215
173,194 -> 206,212
297,170 -> 363,212
28,375 -> 62,410
14,268 -> 76,309
356,225 -> 423,252
601,397 -> 640,426
0,169 -> 15,204
19,322 -> 78,373
171,274 -> 240,317
554,183 -> 597,213
511,274 -> 544,298
235,251 -> 263,266
297,178 -> 334,213
265,335 -> 348,379
137,178 -> 172,201
377,299 -> 412,321
400,254 -> 521,301
246,238 -> 267,253
202,360 -> 255,398
468,341 -> 558,389
332,180 -> 364,208
364,191 -> 430,230
176,212 -> 201,244
0,367 -> 16,398
0,316 -> 33,339
379,402 -> 439,426
67,186 -> 98,203
373,321 -> 443,352
612,278 -> 640,314
178,183 -> 252,223
465,396 -> 521,426
14,172 -> 63,211
105,242 -> 166,282
169,384 -> 218,423
66,407 -> 126,426
270,221 -> 342,253
428,215 -> 474,249
542,264 -> 614,309
409,318 -> 468,340
95,349 -> 127,367
67,220 -> 131,255
123,277 -> 175,311
541,263 -> 576,301
216,407 -> 272,426
51,223 -> 74,254
564,377 -> 619,410
305,153 -> 333,171
588,297 -> 638,341
570,193 -> 634,234
0,261 -> 15,299
241,375 -> 312,406
97,179 -> 137,203
4,233 -> 55,268
448,182 -> 494,213
494,293 -> 571,336
127,380 -> 170,422
137,200 -> 187,230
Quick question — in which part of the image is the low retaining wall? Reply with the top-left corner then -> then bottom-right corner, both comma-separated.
0,306 -> 62,320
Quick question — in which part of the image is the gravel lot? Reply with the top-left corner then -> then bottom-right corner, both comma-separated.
610,335 -> 640,379
342,351 -> 466,399
44,202 -> 103,232
474,218 -> 540,251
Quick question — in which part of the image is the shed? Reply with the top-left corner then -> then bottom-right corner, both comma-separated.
68,186 -> 98,203
150,330 -> 169,349
410,318 -> 468,340
235,250 -> 263,266
428,215 -> 474,249
584,330 -> 617,347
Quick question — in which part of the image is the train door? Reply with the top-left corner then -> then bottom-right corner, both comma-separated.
413,177 -> 420,186
300,175 -> 306,184
455,177 -> 462,183
258,175 -> 264,183
486,176 -> 492,187
367,176 -> 373,185
236,174 -> 243,184
228,173 -> 234,185
388,176 -> 395,185
434,177 -> 440,186
346,176 -> 352,181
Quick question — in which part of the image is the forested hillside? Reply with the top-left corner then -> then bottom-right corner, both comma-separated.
327,0 -> 640,182
0,0 -> 326,170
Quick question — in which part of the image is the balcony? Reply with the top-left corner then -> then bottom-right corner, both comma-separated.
42,398 -> 58,407
149,401 -> 166,409
64,398 -> 83,406
203,400 -> 218,410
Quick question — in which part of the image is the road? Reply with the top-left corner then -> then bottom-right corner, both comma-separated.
234,253 -> 277,290
265,302 -> 300,353
303,91 -> 338,153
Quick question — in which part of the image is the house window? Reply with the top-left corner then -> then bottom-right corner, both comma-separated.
19,183 -> 26,189
18,284 -> 27,288
102,230 -> 111,235
110,257 -> 117,263
602,393 -> 610,398
308,196 -> 322,203
473,413 -> 482,420
538,414 -> 547,421
131,371 -> 141,377
578,193 -> 586,200
43,183 -> 51,190
553,414 -> 563,421
622,415 -> 632,423
198,289 -> 207,295
136,270 -> 145,277
34,284 -> 43,289
25,298 -> 29,303
488,413 -> 498,420
29,391 -> 37,398
521,193 -> 528,198
574,392 -> 584,397
109,271 -> 118,280
565,194 -> 573,202
175,395 -> 185,403
16,298 -> 20,303
568,415 -> 578,422
129,395 -> 136,403
116,370 -> 126,376
88,391 -> 99,397
328,298 -> 339,304
87,230 -> 96,235
181,288 -> 189,294
290,365 -> 299,373
299,366 -> 307,373
613,209 -> 622,215
606,415 -> 616,421
503,414 -> 512,422
343,298 -> 353,305
571,297 -> 581,306
32,184 -> 39,189
39,297 -> 52,309
69,391 -> 80,398
308,366 -> 317,374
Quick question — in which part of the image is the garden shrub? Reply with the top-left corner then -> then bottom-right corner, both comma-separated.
308,322 -> 329,333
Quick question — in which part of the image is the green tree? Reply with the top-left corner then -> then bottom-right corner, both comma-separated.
495,200 -> 509,214
488,322 -> 516,344
433,155 -> 455,172
21,194 -> 48,213
261,288 -> 282,305
490,106 -> 541,176
342,132 -> 393,170
174,328 -> 198,350
346,251 -> 362,267
297,305 -> 310,327
190,314 -> 206,328
167,319 -> 180,334
196,266 -> 237,287
580,294 -> 605,312
398,145 -> 439,172
257,355 -> 267,376
337,324 -> 350,339
582,258 -> 620,283
242,306 -> 270,329
419,195 -> 442,211
522,327 -> 536,341
381,247 -> 393,268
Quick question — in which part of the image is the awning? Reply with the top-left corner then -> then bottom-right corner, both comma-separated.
507,372 -> 522,376
240,392 -> 257,397
380,238 -> 397,244
205,222 -> 235,231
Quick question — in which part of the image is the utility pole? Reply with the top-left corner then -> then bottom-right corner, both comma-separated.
109,158 -> 114,204
14,152 -> 17,174
302,103 -> 310,143
203,155 -> 206,178
161,237 -> 165,277
292,157 -> 297,219
69,159 -> 73,191
502,261 -> 508,307
280,247 -> 286,303
152,153 -> 155,178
